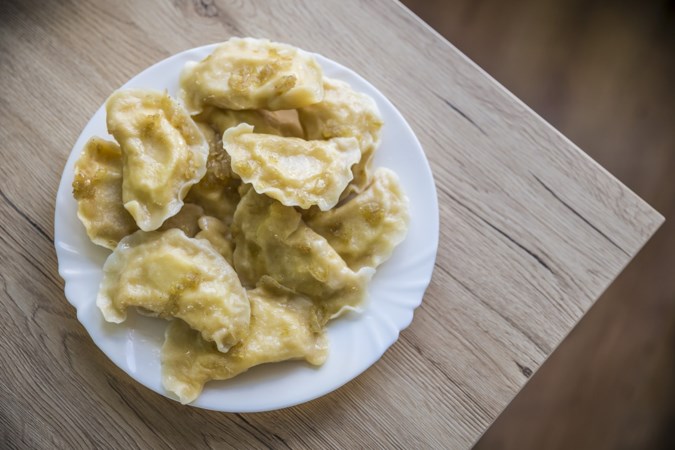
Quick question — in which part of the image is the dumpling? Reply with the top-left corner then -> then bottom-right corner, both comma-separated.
194,106 -> 304,138
232,189 -> 373,317
97,229 -> 249,353
72,137 -> 138,249
184,123 -> 240,223
162,277 -> 328,404
106,89 -> 209,231
72,138 -> 208,248
223,123 -> 360,211
195,216 -> 233,264
158,203 -> 204,237
179,37 -> 324,113
298,78 -> 383,193
306,168 -> 409,271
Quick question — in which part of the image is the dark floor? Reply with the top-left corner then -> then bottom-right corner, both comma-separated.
401,0 -> 675,448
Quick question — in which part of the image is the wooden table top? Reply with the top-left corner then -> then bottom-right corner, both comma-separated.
0,0 -> 663,448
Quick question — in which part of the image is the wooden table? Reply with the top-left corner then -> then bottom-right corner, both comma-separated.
0,0 -> 663,448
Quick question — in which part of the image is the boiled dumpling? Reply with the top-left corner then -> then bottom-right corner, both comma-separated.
162,277 -> 328,404
72,137 -> 138,249
106,89 -> 209,231
232,189 -> 373,317
194,106 -> 304,138
306,168 -> 409,271
195,216 -> 233,265
72,137 -> 207,247
97,229 -> 249,353
184,123 -> 240,224
298,78 -> 383,193
223,123 -> 360,211
179,37 -> 324,113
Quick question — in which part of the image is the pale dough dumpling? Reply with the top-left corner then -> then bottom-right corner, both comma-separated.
179,37 -> 324,113
97,229 -> 250,353
184,123 -> 240,223
72,137 -> 138,249
106,89 -> 209,231
194,106 -> 304,138
224,123 -> 360,211
162,278 -> 328,404
232,189 -> 373,317
306,168 -> 409,271
298,78 -> 383,193
195,216 -> 233,265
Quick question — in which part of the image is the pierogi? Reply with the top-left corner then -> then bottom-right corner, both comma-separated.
73,138 -> 208,247
97,229 -> 250,353
183,122 -> 241,224
162,277 -> 327,404
194,106 -> 304,138
298,78 -> 383,193
232,189 -> 374,317
306,168 -> 409,271
223,123 -> 360,211
179,37 -> 324,113
106,89 -> 209,231
72,137 -> 138,249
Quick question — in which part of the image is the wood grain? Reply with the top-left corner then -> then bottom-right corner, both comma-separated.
0,0 -> 663,448
399,1 -> 675,448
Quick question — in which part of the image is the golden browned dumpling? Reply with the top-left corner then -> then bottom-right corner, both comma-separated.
158,203 -> 204,237
232,189 -> 373,317
195,216 -> 233,265
306,168 -> 409,271
298,78 -> 383,193
97,229 -> 250,353
179,37 -> 324,113
106,89 -> 209,231
161,277 -> 328,404
184,123 -> 241,224
72,137 -> 138,249
194,106 -> 304,138
223,123 -> 360,211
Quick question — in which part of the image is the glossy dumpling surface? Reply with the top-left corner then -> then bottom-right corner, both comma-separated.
306,168 -> 409,271
97,229 -> 249,352
106,89 -> 209,231
72,137 -> 138,249
298,78 -> 383,193
179,37 -> 324,113
224,123 -> 360,211
162,278 -> 327,404
232,189 -> 373,317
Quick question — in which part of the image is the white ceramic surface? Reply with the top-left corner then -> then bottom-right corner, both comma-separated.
54,44 -> 439,412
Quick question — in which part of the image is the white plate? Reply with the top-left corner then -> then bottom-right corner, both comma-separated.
54,43 -> 439,412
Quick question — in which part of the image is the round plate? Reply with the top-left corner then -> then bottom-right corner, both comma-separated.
54,43 -> 439,412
